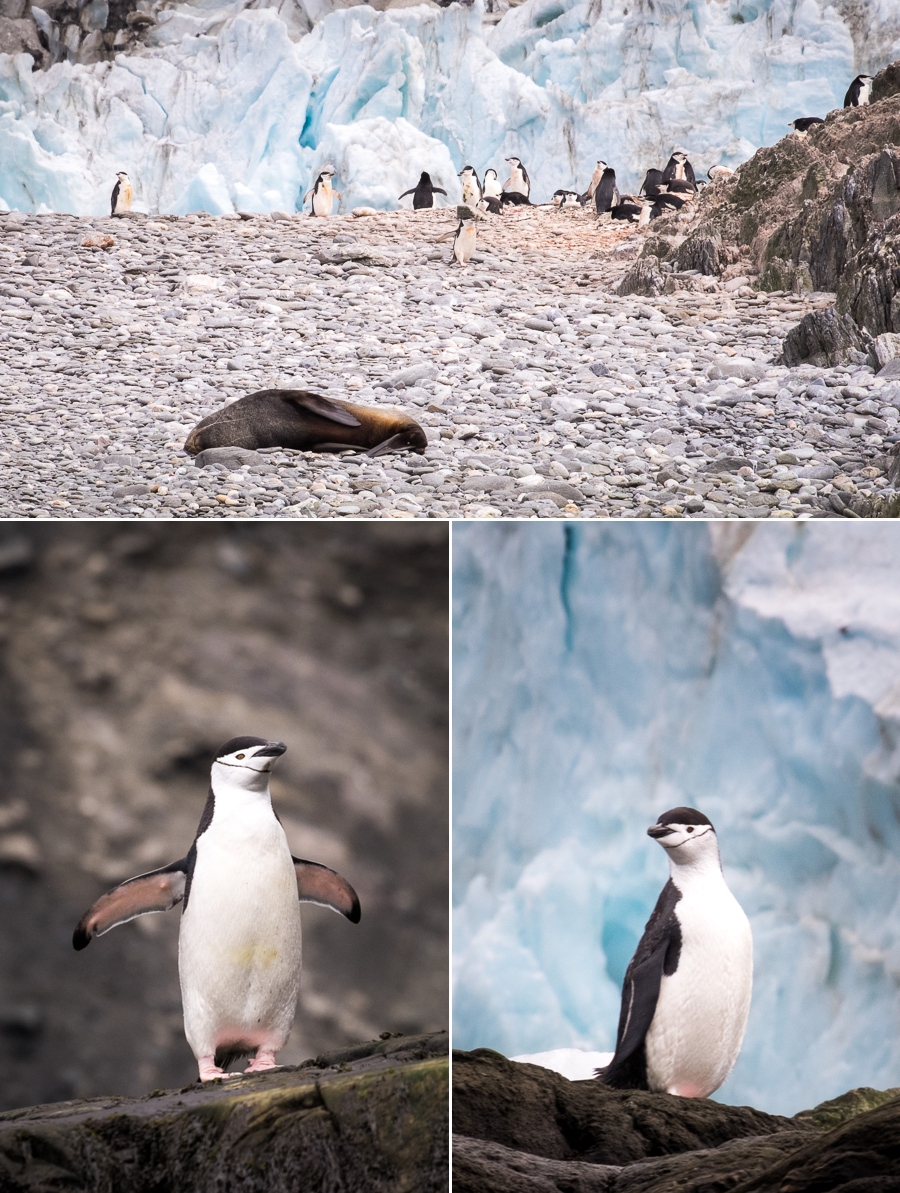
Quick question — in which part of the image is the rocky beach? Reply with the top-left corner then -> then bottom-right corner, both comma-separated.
2,200 -> 893,520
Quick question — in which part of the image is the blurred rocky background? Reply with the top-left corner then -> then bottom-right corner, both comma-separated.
0,522 -> 448,1111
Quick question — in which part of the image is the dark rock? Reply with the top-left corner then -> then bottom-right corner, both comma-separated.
590,362 -> 611,377
452,1049 -> 804,1166
782,308 -> 869,367
0,1033 -> 448,1193
453,1049 -> 900,1193
701,456 -> 753,473
675,234 -> 722,275
616,257 -> 664,298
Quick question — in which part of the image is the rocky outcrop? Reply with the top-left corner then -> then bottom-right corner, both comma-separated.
781,308 -> 870,368
0,1032 -> 448,1193
452,1047 -> 900,1193
0,0 -> 159,69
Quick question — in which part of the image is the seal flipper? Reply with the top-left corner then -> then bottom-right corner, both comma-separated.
292,858 -> 361,923
281,392 -> 362,427
73,859 -> 188,950
366,433 -> 409,457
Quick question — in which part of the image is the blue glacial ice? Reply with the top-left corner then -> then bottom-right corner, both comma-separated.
453,523 -> 900,1116
1,0 -> 899,213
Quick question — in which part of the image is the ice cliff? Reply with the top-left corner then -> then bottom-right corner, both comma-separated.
1,0 -> 900,215
452,523 -> 900,1116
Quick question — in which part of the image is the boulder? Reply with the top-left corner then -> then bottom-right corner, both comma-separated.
616,256 -> 664,298
0,1033 -> 448,1193
453,1048 -> 900,1193
782,308 -> 869,367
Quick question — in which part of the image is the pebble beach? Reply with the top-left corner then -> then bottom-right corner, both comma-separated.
0,205 -> 894,519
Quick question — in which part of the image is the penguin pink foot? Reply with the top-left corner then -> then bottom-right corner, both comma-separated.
244,1049 -> 282,1074
197,1056 -> 243,1082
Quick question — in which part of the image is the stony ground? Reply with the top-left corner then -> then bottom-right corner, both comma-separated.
1,205 -> 895,519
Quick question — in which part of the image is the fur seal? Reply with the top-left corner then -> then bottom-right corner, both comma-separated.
184,390 -> 428,456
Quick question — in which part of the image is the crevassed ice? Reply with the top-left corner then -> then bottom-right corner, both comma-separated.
1,0 -> 899,214
453,523 -> 900,1116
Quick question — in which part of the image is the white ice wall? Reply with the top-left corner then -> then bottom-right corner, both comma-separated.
1,0 -> 899,214
453,524 -> 900,1116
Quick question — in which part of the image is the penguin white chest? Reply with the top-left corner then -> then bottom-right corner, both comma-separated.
645,880 -> 752,1098
313,181 -> 334,216
461,178 -> 479,205
455,225 -> 476,265
178,805 -> 302,1058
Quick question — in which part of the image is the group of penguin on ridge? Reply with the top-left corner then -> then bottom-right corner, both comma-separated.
71,725 -> 753,1101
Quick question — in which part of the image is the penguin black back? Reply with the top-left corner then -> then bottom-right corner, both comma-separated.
399,171 -> 447,210
594,168 -> 618,213
184,389 -> 428,456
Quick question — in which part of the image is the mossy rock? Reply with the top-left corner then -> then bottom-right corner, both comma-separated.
794,1085 -> 900,1130
0,1032 -> 449,1193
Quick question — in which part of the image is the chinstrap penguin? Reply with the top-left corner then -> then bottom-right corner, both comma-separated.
504,156 -> 531,200
110,172 -> 132,216
707,165 -> 735,181
789,117 -> 824,134
305,166 -> 339,217
459,166 -> 482,207
74,737 -> 361,1082
452,207 -> 477,265
844,75 -> 874,108
596,807 -> 752,1098
594,167 -> 619,214
662,151 -> 697,191
579,160 -> 607,205
399,172 -> 447,209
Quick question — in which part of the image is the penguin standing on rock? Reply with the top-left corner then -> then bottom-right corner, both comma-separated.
662,151 -> 697,191
110,172 -> 132,216
399,172 -> 447,210
844,75 -> 874,107
596,807 -> 752,1097
579,160 -> 607,205
305,165 -> 340,217
73,736 -> 361,1082
789,117 -> 824,134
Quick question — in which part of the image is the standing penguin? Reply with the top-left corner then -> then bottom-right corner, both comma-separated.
458,166 -> 482,207
662,151 -> 697,191
503,157 -> 531,199
844,74 -> 874,107
453,206 -> 477,266
305,165 -> 339,217
594,167 -> 619,214
399,171 -> 447,210
110,171 -> 132,216
73,736 -> 360,1082
597,807 -> 752,1097
579,160 -> 607,205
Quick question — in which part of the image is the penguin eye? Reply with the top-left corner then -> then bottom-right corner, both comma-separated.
686,826 -> 694,833
236,753 -> 245,760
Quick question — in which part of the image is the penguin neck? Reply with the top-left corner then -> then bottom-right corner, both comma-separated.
209,761 -> 274,815
666,841 -> 724,893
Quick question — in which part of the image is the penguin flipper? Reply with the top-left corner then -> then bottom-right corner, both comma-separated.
292,858 -> 361,923
73,859 -> 188,950
433,188 -> 448,196
281,392 -> 362,427
598,878 -> 682,1089
398,189 -> 416,199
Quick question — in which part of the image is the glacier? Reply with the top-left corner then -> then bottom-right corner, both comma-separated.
1,0 -> 900,214
452,523 -> 900,1116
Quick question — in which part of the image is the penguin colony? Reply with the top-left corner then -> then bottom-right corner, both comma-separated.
106,69 -> 875,221
597,807 -> 753,1098
74,736 -> 360,1082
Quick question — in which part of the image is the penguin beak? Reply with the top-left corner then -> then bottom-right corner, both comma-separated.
647,824 -> 675,839
253,742 -> 287,758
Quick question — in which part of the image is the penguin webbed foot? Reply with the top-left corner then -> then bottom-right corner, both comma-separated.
197,1057 -> 245,1082
244,1051 -> 282,1074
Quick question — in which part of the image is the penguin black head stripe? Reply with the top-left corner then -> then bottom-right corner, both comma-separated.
74,734 -> 360,1082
